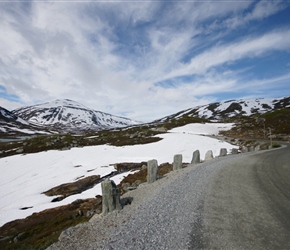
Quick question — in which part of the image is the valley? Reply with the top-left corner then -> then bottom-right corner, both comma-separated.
0,96 -> 289,249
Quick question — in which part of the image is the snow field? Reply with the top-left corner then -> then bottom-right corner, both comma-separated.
0,123 -> 236,227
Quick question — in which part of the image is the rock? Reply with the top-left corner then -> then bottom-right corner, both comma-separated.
151,127 -> 167,132
121,182 -> 131,192
133,180 -> 142,187
147,159 -> 158,183
241,146 -> 249,153
254,145 -> 261,151
16,148 -> 23,153
86,209 -> 94,217
72,199 -> 83,205
0,235 -> 13,242
219,148 -> 227,157
204,150 -> 214,161
95,208 -> 102,214
59,227 -> 74,241
120,197 -> 133,207
141,164 -> 147,170
51,196 -> 65,202
13,232 -> 28,243
173,154 -> 183,170
191,150 -> 200,164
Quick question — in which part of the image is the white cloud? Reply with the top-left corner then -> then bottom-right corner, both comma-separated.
160,29 -> 290,81
0,98 -> 24,110
0,1 -> 289,121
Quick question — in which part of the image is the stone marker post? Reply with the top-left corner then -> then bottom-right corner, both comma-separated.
101,179 -> 121,215
204,150 -> 214,161
173,154 -> 183,171
219,148 -> 227,157
241,146 -> 249,153
191,150 -> 200,164
147,159 -> 158,183
232,148 -> 239,154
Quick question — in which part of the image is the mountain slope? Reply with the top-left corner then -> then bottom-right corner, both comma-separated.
13,99 -> 139,132
156,97 -> 290,122
0,106 -> 51,137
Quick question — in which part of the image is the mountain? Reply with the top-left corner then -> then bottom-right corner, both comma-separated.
13,99 -> 139,132
0,106 -> 51,137
156,96 -> 290,122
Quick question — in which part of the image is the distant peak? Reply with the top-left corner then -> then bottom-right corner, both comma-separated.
35,99 -> 89,110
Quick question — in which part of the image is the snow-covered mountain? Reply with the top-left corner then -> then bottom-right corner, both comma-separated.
156,96 -> 290,122
0,106 -> 51,136
13,99 -> 139,132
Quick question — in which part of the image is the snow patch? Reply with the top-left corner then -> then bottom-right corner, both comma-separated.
0,123 -> 237,226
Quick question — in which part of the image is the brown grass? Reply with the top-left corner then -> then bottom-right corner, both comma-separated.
0,197 -> 102,250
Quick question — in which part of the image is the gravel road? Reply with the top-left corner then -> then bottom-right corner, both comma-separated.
47,145 -> 290,250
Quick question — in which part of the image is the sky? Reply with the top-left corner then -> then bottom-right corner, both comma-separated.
0,0 -> 290,122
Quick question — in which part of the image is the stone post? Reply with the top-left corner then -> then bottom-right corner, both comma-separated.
241,146 -> 249,153
101,179 -> 121,215
231,148 -> 239,154
173,154 -> 183,171
204,150 -> 214,161
219,148 -> 227,157
147,159 -> 158,183
191,150 -> 200,164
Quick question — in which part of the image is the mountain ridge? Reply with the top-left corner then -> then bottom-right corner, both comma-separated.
1,96 -> 289,138
12,99 -> 139,133
155,96 -> 290,123
0,106 -> 52,137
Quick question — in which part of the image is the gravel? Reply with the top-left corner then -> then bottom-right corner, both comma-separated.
46,153 -> 256,250
47,146 -> 290,250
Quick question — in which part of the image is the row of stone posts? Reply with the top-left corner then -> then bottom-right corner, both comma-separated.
101,147 -> 237,215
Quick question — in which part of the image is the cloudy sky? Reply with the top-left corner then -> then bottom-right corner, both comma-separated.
1,0 -> 290,121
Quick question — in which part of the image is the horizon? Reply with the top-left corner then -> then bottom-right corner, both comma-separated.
0,1 -> 290,121
3,95 -> 288,123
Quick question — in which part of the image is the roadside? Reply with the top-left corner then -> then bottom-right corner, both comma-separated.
48,146 -> 290,249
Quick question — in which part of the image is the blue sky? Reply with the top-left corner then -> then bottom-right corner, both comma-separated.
0,0 -> 290,121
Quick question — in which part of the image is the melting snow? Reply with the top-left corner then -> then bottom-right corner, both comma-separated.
0,123 -> 236,226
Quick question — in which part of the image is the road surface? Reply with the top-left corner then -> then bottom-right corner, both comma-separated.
48,145 -> 290,250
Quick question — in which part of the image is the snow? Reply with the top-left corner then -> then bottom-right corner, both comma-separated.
169,123 -> 234,135
35,99 -> 88,110
85,135 -> 99,139
0,123 -> 236,227
17,99 -> 139,129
